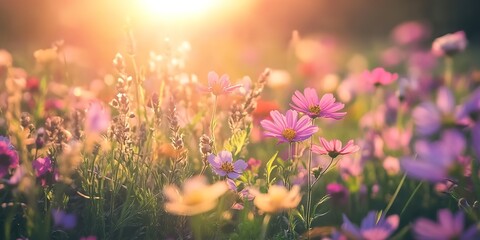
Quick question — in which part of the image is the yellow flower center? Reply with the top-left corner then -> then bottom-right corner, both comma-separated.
212,83 -> 224,95
282,128 -> 297,141
183,190 -> 204,205
308,105 -> 321,115
220,162 -> 234,173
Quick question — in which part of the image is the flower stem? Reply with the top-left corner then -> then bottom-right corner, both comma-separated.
444,57 -> 453,89
260,214 -> 271,240
306,119 -> 315,239
384,173 -> 406,215
210,95 -> 218,154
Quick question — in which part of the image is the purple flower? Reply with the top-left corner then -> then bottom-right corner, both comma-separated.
413,209 -> 479,240
85,102 -> 111,133
342,211 -> 399,240
458,87 -> 480,122
432,31 -> 467,57
0,139 -> 19,178
260,110 -> 318,143
32,157 -> 53,177
473,123 -> 480,161
52,209 -> 77,230
208,151 -> 247,179
198,71 -> 242,96
412,86 -> 458,136
401,130 -> 465,182
290,88 -> 346,119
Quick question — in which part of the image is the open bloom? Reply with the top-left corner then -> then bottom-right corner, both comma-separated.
312,137 -> 359,158
0,139 -> 19,178
260,110 -> 318,143
250,185 -> 301,213
290,88 -> 346,119
362,68 -> 398,87
208,151 -> 248,179
198,71 -> 241,96
413,209 -> 479,240
341,211 -> 399,240
432,31 -> 467,57
32,157 -> 53,177
163,176 -> 228,216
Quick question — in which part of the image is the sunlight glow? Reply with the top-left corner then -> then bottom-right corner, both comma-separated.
139,0 -> 220,18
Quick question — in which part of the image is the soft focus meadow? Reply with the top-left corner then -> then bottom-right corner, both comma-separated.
2,1 -> 480,240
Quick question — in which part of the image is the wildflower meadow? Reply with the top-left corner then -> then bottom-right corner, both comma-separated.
1,1 -> 480,239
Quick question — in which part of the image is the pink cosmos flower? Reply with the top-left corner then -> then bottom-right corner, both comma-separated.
413,209 -> 479,240
260,110 -> 318,143
432,31 -> 467,57
208,151 -> 248,179
391,21 -> 429,45
198,71 -> 242,96
362,68 -> 398,87
312,137 -> 359,158
290,87 -> 346,119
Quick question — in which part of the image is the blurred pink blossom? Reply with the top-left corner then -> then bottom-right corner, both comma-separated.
391,21 -> 430,45
432,31 -> 467,57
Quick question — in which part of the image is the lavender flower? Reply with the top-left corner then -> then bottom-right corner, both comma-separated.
0,139 -> 19,178
413,209 -> 479,240
208,151 -> 247,179
290,88 -> 346,119
401,130 -> 465,182
260,110 -> 318,143
341,211 -> 399,240
52,209 -> 77,230
413,86 -> 458,136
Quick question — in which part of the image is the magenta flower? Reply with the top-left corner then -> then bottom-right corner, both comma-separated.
341,211 -> 399,240
260,110 -> 318,143
413,209 -> 479,240
362,68 -> 398,87
290,88 -> 346,119
198,71 -> 241,96
312,137 -> 359,158
391,21 -> 429,45
326,183 -> 349,207
208,151 -> 247,179
246,157 -> 261,171
32,157 -> 53,177
0,139 -> 19,178
432,31 -> 467,57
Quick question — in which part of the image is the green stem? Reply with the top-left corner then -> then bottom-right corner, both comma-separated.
210,95 -> 218,154
444,57 -> 453,89
306,119 -> 315,239
400,181 -> 423,216
260,214 -> 271,240
384,174 -> 406,215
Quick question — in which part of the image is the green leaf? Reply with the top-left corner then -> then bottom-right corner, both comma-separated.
265,152 -> 279,186
223,130 -> 248,156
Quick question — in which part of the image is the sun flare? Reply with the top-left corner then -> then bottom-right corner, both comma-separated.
139,0 -> 220,18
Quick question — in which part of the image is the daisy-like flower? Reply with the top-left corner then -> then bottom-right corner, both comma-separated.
260,110 -> 318,143
32,157 -> 53,177
362,68 -> 398,87
290,88 -> 346,119
432,31 -> 467,57
198,71 -> 242,96
312,137 -> 359,158
341,211 -> 399,240
163,175 -> 228,216
249,185 -> 302,213
0,139 -> 19,178
413,209 -> 479,240
208,151 -> 248,179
